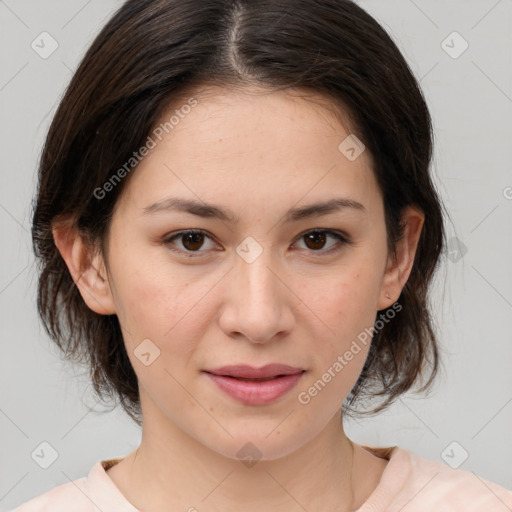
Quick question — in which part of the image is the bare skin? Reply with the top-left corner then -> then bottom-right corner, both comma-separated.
53,84 -> 424,511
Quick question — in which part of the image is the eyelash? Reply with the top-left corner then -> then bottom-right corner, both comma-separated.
161,229 -> 351,258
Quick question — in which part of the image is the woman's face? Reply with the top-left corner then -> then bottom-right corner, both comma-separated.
95,86 -> 408,460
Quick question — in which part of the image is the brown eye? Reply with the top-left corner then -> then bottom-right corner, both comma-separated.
163,229 -> 217,256
181,232 -> 206,251
304,231 -> 328,250
295,229 -> 350,254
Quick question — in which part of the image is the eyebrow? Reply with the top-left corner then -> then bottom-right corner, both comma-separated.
142,196 -> 366,223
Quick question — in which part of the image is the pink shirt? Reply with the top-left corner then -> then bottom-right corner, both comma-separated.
11,445 -> 512,511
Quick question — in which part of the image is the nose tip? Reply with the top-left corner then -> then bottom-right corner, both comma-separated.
231,299 -> 288,344
218,257 -> 295,344
244,329 -> 278,344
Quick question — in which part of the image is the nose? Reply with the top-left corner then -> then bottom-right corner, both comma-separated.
217,249 -> 295,344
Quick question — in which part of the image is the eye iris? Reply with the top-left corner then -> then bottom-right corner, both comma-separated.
304,231 -> 327,250
175,231 -> 334,252
182,232 -> 204,251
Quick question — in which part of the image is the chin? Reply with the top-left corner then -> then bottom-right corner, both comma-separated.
199,425 -> 315,464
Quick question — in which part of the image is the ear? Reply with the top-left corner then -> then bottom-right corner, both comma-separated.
377,206 -> 425,310
52,217 -> 116,315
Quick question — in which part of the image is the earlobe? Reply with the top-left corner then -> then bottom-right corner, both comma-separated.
52,218 -> 116,315
377,206 -> 425,310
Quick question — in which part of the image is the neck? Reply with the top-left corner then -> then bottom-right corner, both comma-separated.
106,409 -> 388,512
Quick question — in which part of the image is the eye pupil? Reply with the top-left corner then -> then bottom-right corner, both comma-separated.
304,231 -> 327,250
166,229 -> 344,256
182,232 -> 204,251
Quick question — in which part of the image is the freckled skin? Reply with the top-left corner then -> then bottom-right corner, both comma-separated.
59,84 -> 423,512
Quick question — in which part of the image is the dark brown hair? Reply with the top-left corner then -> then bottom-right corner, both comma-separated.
31,0 -> 445,426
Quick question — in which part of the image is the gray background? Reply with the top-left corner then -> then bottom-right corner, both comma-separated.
1,0 -> 511,508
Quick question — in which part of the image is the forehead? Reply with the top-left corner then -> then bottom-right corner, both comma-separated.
112,84 -> 379,220
164,84 -> 356,135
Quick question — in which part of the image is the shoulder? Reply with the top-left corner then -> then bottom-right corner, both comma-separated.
389,447 -> 512,511
9,459 -> 131,512
9,476 -> 90,512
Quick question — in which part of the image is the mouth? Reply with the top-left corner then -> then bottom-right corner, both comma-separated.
203,364 -> 305,405
204,363 -> 305,379
220,375 -> 288,382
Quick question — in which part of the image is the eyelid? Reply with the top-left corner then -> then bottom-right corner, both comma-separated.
162,229 -> 221,256
292,228 -> 351,255
162,228 -> 351,256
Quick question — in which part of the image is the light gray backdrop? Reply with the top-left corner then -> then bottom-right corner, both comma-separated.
1,0 -> 511,508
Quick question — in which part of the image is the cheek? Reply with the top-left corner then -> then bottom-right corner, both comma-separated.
299,263 -> 383,330
294,271 -> 378,408
112,257 -> 222,365
107,246 -> 189,343
293,260 -> 384,386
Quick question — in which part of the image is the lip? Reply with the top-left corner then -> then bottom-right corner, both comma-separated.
203,364 -> 305,405
205,364 -> 304,379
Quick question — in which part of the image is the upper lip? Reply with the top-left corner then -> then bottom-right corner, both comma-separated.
204,364 -> 304,379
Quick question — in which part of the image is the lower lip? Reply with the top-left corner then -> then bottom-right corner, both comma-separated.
204,372 -> 304,405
